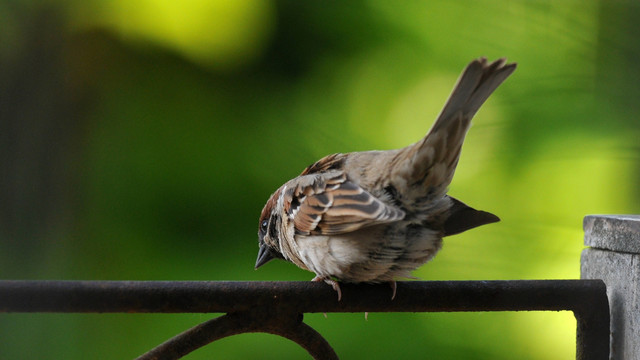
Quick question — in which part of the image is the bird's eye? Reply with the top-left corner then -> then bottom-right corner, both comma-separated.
260,220 -> 268,234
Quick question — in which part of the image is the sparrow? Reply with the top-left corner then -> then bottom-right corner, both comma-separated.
255,57 -> 516,300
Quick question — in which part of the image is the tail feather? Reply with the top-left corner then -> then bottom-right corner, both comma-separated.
392,58 -> 516,201
443,196 -> 500,236
435,58 -> 515,128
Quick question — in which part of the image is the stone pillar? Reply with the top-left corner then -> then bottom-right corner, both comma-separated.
581,215 -> 640,359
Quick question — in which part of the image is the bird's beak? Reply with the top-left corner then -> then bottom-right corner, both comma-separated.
255,244 -> 275,269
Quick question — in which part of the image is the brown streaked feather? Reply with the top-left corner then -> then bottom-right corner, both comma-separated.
259,187 -> 281,225
285,172 -> 405,236
300,153 -> 347,175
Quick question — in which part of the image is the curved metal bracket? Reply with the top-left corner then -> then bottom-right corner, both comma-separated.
136,311 -> 338,360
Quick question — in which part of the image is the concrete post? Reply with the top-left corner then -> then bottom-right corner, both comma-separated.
581,215 -> 640,359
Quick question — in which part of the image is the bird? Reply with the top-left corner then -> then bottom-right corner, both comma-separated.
255,57 -> 516,300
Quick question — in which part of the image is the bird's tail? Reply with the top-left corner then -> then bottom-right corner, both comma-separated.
391,57 -> 516,201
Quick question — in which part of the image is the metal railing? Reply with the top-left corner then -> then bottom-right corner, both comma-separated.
0,280 -> 609,359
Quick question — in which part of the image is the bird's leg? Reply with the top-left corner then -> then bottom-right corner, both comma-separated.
312,275 -> 342,301
389,280 -> 397,300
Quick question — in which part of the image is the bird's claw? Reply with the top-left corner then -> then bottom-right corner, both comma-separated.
312,275 -> 342,301
390,280 -> 397,300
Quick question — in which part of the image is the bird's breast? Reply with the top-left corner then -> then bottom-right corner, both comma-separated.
290,221 -> 443,283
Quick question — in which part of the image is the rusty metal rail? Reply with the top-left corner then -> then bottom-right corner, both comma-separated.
0,280 -> 609,359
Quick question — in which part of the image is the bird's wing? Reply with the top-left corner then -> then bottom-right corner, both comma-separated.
283,171 -> 405,236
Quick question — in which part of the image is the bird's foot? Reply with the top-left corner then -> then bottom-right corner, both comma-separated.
312,275 -> 342,301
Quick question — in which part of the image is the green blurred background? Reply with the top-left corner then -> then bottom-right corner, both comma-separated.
1,0 -> 639,359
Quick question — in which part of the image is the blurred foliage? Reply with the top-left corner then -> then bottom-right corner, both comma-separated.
1,0 -> 639,359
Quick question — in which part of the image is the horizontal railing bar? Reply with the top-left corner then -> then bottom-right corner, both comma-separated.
0,279 -> 610,360
0,279 -> 604,314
